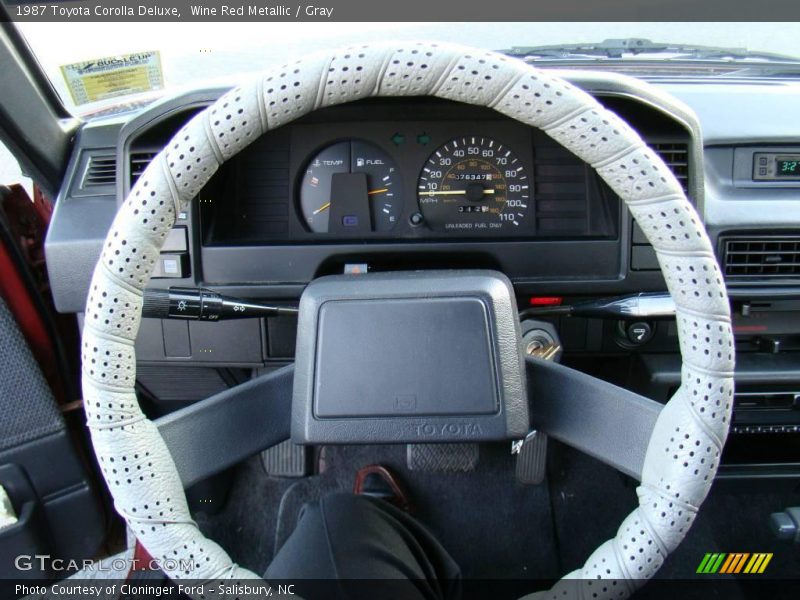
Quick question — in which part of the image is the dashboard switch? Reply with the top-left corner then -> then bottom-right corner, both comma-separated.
151,253 -> 189,279
757,337 -> 782,354
409,212 -> 424,227
343,263 -> 369,275
162,226 -> 188,252
627,321 -> 654,345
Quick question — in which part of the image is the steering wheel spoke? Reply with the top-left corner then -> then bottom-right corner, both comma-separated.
155,366 -> 293,488
157,358 -> 664,487
526,357 -> 662,480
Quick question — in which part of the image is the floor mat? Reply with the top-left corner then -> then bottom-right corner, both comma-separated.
546,441 -> 800,598
547,440 -> 641,574
197,439 -> 799,595
285,444 -> 560,579
197,442 -> 561,580
194,457 -> 298,573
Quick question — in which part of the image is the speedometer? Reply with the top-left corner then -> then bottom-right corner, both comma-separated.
417,137 -> 529,233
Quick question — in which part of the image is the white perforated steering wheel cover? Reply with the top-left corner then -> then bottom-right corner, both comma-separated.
82,42 -> 734,597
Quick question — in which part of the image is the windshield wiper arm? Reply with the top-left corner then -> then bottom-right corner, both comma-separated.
502,38 -> 800,63
503,38 -> 670,59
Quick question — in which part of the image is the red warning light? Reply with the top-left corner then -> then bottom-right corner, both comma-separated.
529,296 -> 563,306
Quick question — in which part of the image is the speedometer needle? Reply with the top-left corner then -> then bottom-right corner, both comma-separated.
312,188 -> 390,215
421,189 -> 495,196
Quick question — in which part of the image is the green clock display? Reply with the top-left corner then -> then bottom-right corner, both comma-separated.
777,158 -> 800,177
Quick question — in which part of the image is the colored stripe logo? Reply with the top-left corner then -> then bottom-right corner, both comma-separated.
696,552 -> 773,574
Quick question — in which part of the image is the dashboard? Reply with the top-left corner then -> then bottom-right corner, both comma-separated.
43,69 -> 800,479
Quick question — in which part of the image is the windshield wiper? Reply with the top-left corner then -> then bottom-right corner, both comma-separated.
502,38 -> 800,64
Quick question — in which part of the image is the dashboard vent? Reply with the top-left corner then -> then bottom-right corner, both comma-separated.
82,155 -> 116,188
723,235 -> 800,280
734,391 -> 799,411
651,142 -> 689,193
130,151 -> 158,186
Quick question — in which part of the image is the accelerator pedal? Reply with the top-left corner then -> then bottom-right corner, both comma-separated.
261,439 -> 309,478
407,443 -> 479,472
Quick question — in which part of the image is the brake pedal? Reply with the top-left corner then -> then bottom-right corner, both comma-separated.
407,443 -> 478,472
513,430 -> 548,485
261,439 -> 309,477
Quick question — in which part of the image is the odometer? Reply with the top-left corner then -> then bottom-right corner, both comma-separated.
417,137 -> 529,233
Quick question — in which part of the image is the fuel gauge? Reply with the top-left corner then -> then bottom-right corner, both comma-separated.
299,140 -> 402,233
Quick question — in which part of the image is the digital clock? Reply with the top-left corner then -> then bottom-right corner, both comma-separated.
752,152 -> 800,181
776,158 -> 800,177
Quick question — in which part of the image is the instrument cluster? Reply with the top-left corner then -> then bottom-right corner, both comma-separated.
279,115 -> 544,242
198,102 -> 620,246
298,135 -> 530,237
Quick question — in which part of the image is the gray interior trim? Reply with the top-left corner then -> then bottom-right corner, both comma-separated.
704,147 -> 800,237
550,70 -> 705,215
661,81 -> 800,145
526,356 -> 662,480
156,365 -> 294,488
0,23 -> 78,197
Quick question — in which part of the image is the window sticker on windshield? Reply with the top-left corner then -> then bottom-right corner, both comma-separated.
60,51 -> 163,106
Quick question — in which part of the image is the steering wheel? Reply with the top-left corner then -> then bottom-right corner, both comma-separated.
81,42 -> 734,597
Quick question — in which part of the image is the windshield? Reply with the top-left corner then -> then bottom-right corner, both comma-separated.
16,21 -> 800,118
